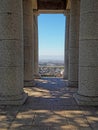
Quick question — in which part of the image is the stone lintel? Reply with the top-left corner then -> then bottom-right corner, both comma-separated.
37,9 -> 65,14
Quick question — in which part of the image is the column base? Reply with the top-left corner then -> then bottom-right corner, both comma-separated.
63,75 -> 68,80
74,93 -> 98,106
34,74 -> 41,79
68,81 -> 78,87
24,80 -> 36,87
0,92 -> 28,105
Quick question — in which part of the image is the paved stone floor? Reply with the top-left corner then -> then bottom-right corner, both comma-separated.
0,78 -> 98,130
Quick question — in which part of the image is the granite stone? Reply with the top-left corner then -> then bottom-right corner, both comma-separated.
74,0 -> 98,105
68,0 -> 80,87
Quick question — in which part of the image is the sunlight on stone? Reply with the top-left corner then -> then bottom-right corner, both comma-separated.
0,116 -> 7,121
74,117 -> 89,127
61,125 -> 78,130
35,79 -> 48,83
87,116 -> 98,122
24,87 -> 51,97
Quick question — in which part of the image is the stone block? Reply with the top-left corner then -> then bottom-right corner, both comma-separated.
0,67 -> 23,95
68,81 -> 78,87
69,48 -> 79,64
80,13 -> 98,40
0,14 -> 22,40
69,63 -> 78,82
24,80 -> 36,87
24,64 -> 33,80
24,46 -> 33,64
81,0 -> 98,13
74,93 -> 98,106
0,40 -> 22,50
79,40 -> 98,66
0,47 -> 23,67
0,0 -> 22,14
0,92 -> 28,105
23,0 -> 33,15
79,66 -> 98,96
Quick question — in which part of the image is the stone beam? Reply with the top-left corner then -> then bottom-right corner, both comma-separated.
32,0 -> 37,9
38,10 -> 65,14
66,0 -> 71,10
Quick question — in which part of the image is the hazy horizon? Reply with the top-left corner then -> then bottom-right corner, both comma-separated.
39,55 -> 64,62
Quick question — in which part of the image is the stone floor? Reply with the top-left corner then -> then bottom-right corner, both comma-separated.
0,78 -> 98,130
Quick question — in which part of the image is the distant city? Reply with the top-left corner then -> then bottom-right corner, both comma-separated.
39,56 -> 64,77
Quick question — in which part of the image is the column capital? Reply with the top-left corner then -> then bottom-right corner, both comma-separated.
33,9 -> 40,16
64,10 -> 70,16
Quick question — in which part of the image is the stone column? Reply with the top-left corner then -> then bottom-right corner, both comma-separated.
63,10 -> 70,80
0,0 -> 27,105
68,0 -> 80,87
74,0 -> 98,105
23,0 -> 35,86
33,15 -> 41,79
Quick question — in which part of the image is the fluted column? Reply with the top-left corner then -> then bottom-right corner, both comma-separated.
0,0 -> 27,105
33,15 -> 41,79
68,0 -> 80,87
23,0 -> 35,86
63,10 -> 70,80
74,0 -> 98,105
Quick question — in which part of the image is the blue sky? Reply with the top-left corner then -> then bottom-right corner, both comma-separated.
38,14 -> 66,60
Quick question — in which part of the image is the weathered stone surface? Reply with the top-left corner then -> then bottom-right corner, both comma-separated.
0,47 -> 23,66
63,10 -> 70,80
68,63 -> 78,87
0,0 -> 22,14
0,0 -> 27,105
79,40 -> 98,66
0,15 -> 22,40
74,0 -> 98,105
33,15 -> 40,79
24,80 -> 36,87
78,67 -> 98,96
23,0 -> 35,85
68,0 -> 80,87
0,78 -> 97,130
69,48 -> 79,64
0,67 -> 23,93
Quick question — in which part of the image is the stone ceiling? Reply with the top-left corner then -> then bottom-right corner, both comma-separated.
32,0 -> 70,13
37,0 -> 66,10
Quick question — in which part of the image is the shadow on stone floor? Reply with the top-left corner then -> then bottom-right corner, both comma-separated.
0,78 -> 98,130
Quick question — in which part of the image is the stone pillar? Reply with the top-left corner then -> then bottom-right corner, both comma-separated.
74,0 -> 98,105
0,0 -> 27,105
23,0 -> 35,86
33,15 -> 41,79
68,0 -> 80,87
63,10 -> 70,80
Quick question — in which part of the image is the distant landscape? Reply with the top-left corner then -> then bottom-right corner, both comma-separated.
39,55 -> 64,63
39,56 -> 64,77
